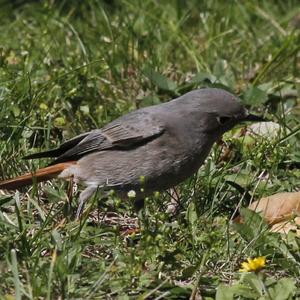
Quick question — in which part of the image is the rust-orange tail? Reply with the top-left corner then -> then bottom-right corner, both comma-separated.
0,162 -> 76,190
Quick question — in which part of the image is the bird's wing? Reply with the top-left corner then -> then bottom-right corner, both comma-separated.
25,110 -> 165,164
23,132 -> 91,160
102,111 -> 165,146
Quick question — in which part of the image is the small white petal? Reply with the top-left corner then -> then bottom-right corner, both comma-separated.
127,190 -> 136,198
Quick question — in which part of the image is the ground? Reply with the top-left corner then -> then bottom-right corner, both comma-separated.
0,1 -> 300,299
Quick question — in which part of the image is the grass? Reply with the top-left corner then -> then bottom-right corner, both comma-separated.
0,0 -> 300,299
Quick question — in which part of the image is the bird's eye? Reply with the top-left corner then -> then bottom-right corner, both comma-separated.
217,116 -> 231,124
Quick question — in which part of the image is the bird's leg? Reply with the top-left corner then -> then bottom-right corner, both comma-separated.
67,176 -> 74,205
76,186 -> 97,220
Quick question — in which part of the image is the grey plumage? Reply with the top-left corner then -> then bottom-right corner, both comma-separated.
57,88 -> 262,215
3,88 -> 265,217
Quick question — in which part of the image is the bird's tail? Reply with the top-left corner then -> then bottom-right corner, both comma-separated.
0,161 -> 76,190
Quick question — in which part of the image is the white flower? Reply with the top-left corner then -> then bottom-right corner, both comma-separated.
127,190 -> 136,198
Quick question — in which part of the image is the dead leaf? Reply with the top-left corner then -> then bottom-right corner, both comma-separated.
236,192 -> 300,235
271,217 -> 300,235
248,192 -> 300,224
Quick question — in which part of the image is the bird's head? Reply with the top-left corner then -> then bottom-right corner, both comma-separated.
183,88 -> 267,135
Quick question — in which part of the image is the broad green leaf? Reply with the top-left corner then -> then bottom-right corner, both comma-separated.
216,284 -> 235,300
144,68 -> 177,92
268,278 -> 296,300
190,72 -> 216,84
232,208 -> 269,241
139,94 -> 161,107
243,85 -> 268,106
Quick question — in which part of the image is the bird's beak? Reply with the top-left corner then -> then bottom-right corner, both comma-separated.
243,113 -> 268,122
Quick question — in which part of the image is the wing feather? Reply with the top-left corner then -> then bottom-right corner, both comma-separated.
27,110 -> 166,164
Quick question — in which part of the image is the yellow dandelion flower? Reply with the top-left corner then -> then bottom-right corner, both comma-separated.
239,256 -> 266,272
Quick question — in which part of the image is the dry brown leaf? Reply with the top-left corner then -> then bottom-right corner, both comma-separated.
237,192 -> 300,236
248,192 -> 300,225
270,217 -> 300,235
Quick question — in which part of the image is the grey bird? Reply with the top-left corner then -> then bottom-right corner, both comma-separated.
0,88 -> 265,216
